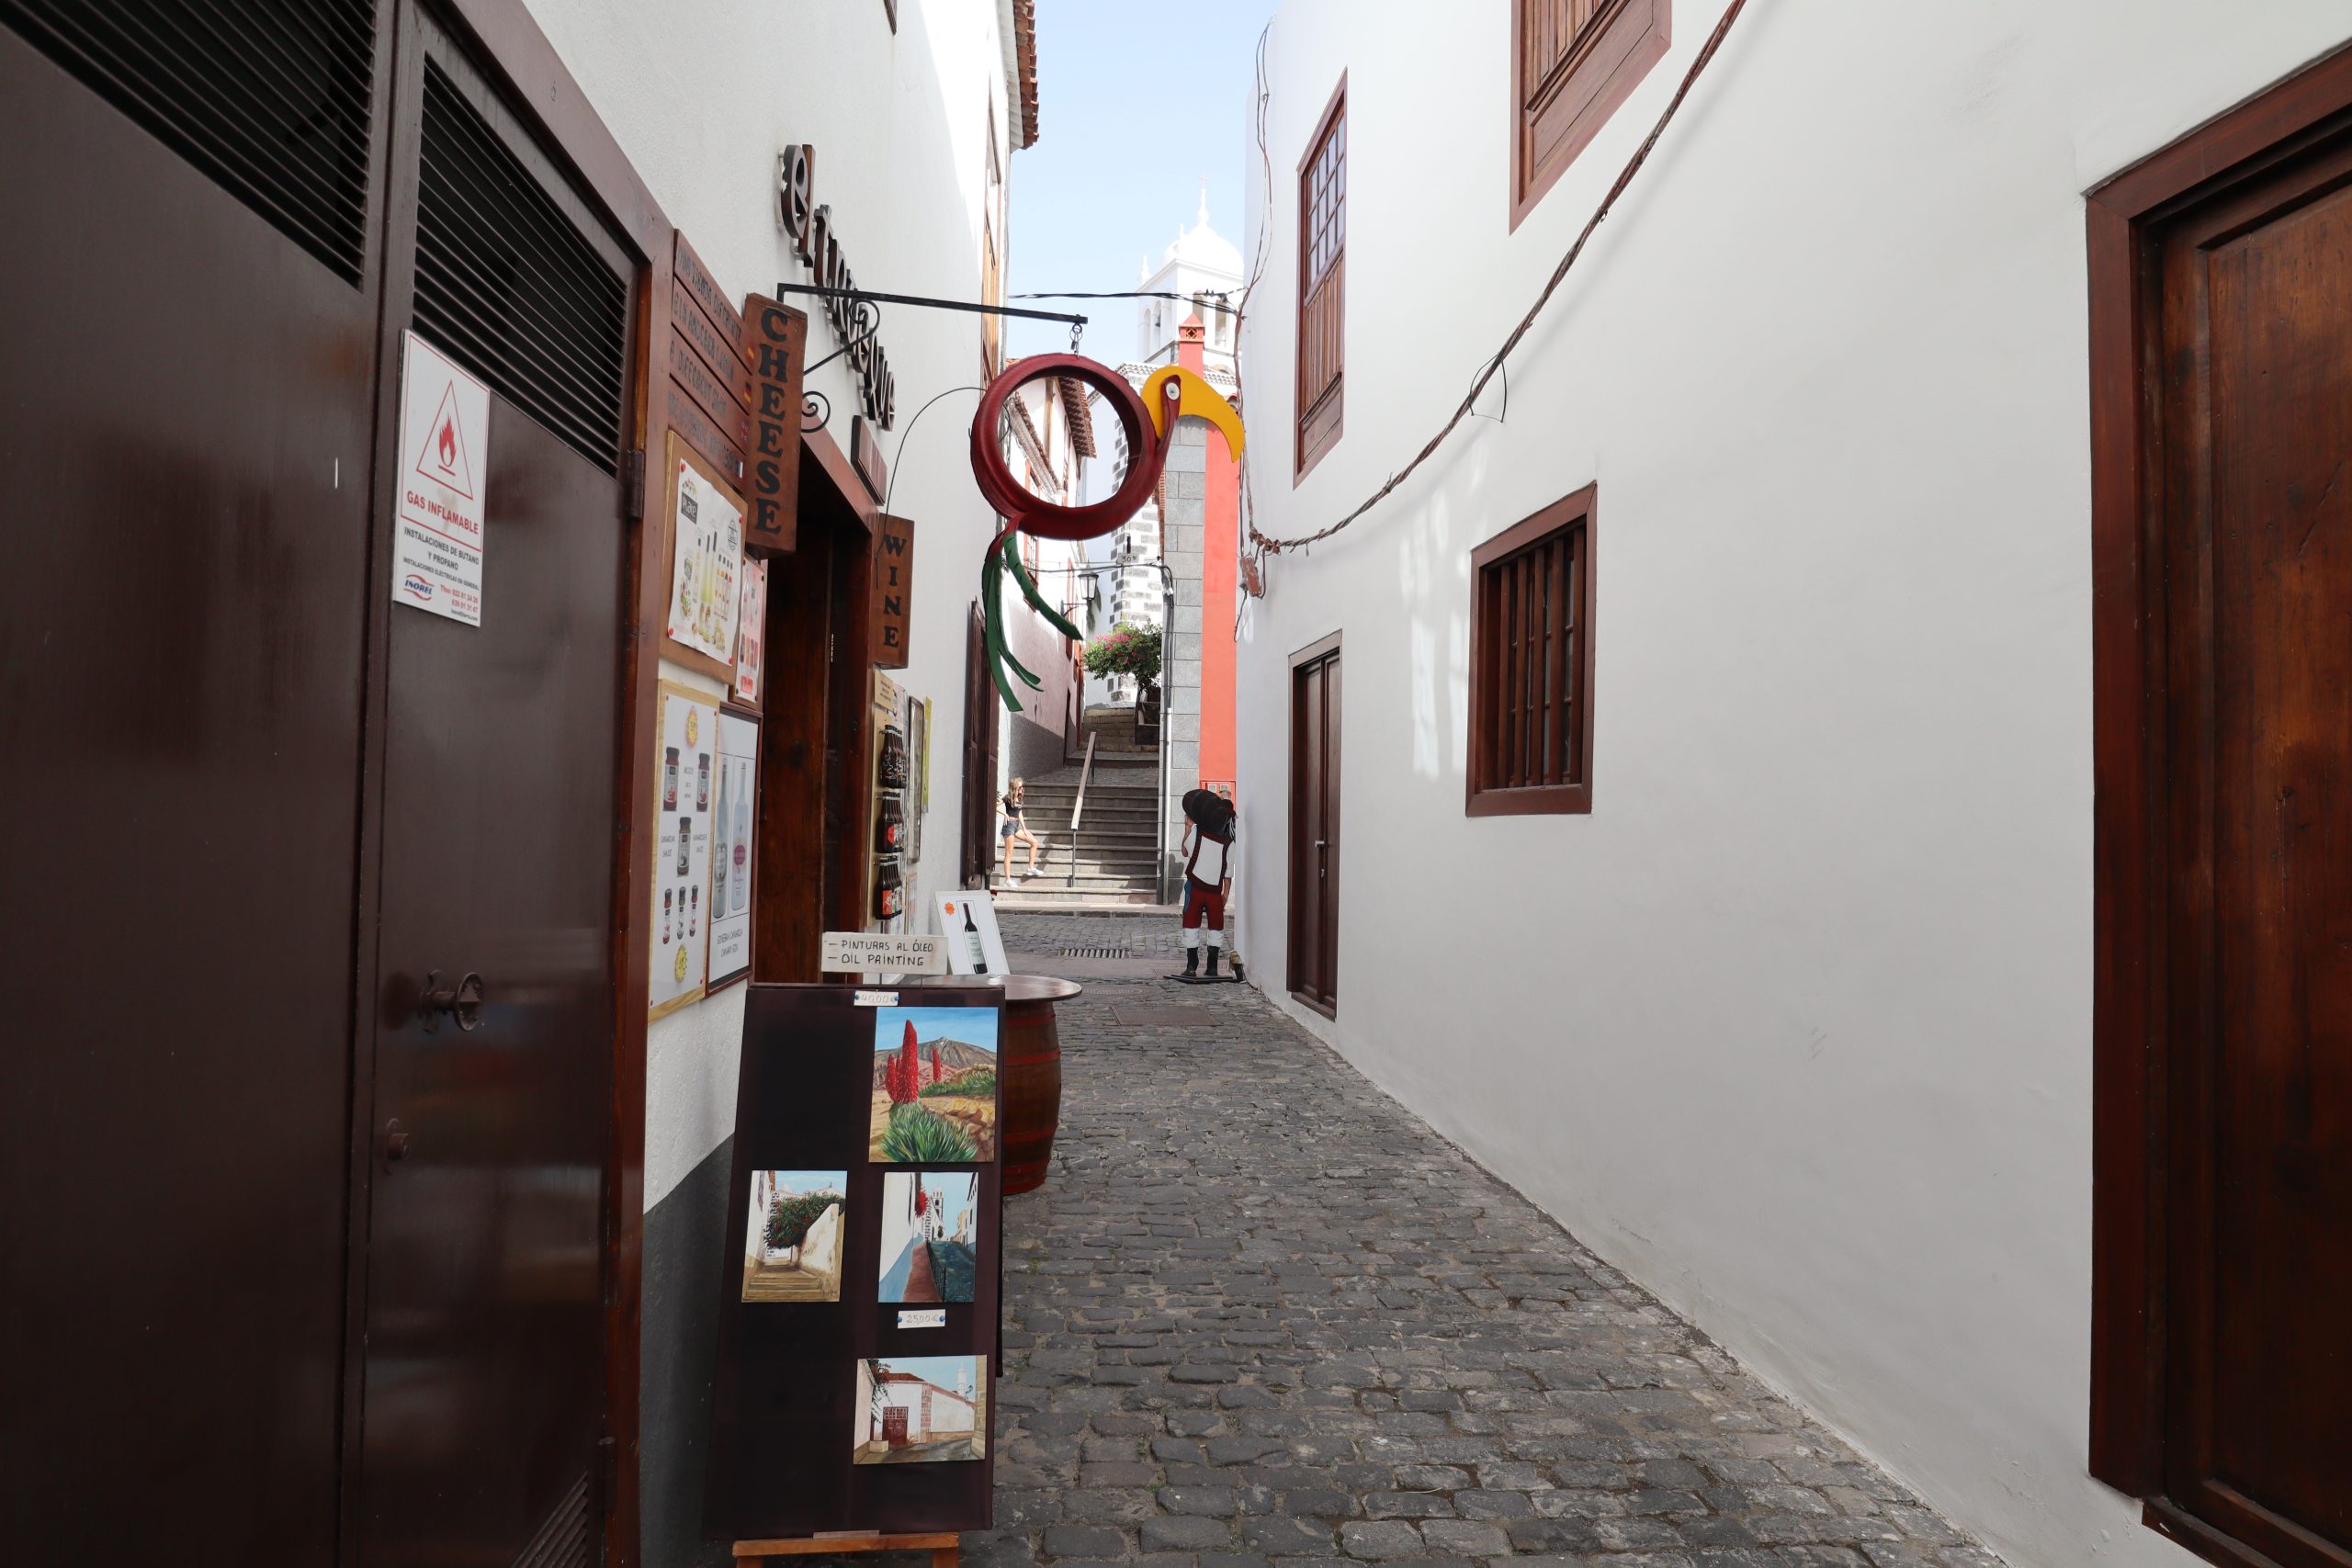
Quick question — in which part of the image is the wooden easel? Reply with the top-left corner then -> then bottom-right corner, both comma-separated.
735,1532 -> 957,1568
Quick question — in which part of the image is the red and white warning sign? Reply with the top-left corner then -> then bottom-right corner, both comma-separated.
392,331 -> 490,626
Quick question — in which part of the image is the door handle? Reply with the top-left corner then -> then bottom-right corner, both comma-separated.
418,969 -> 485,1032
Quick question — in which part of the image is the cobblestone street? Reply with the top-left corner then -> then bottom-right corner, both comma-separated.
958,912 -> 1999,1568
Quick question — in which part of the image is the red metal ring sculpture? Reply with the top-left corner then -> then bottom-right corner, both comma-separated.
968,353 -> 1164,542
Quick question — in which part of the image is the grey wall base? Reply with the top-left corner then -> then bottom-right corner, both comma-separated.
640,1137 -> 736,1568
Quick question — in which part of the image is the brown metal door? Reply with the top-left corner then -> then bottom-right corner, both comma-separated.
2154,125 -> 2352,1568
355,28 -> 629,1565
0,11 -> 384,1558
1288,644 -> 1340,1010
962,603 -> 1001,886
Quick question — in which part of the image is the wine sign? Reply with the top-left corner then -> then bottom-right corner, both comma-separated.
872,513 -> 914,670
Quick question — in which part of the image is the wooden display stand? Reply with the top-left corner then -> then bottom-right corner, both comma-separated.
735,1532 -> 957,1568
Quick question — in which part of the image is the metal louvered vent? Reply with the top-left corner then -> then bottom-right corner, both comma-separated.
417,61 -> 625,474
509,1469 -> 592,1568
0,0 -> 376,283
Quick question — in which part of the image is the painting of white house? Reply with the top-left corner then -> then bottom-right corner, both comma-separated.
851,1355 -> 987,1463
740,1170 -> 847,1303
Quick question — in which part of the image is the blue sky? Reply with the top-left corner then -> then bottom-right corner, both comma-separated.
874,1005 -> 999,1055
1005,0 -> 1278,363
762,1170 -> 847,1197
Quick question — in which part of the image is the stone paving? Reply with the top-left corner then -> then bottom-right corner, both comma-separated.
953,911 -> 2001,1568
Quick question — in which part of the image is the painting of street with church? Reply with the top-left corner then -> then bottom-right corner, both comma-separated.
739,1170 -> 847,1303
852,1355 -> 988,1464
868,1007 -> 999,1163
877,1170 -> 979,1303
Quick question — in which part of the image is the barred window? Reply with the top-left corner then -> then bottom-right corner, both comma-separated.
1468,487 -> 1595,815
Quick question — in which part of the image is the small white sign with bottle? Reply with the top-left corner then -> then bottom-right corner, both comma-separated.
934,891 -> 1009,976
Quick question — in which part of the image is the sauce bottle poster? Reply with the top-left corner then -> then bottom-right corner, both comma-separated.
650,681 -> 719,1019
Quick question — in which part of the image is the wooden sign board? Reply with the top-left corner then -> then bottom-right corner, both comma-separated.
670,231 -> 750,481
851,414 -> 889,504
873,513 -> 914,670
703,984 -> 1004,1539
741,294 -> 808,558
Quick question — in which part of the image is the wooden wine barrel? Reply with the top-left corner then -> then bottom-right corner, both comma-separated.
999,974 -> 1080,1194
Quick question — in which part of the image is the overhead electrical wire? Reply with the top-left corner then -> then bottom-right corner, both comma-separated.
1245,0 -> 1757,558
1014,288 -> 1240,316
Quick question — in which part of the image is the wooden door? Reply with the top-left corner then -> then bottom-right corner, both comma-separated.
884,1405 -> 910,1448
2145,116 -> 2352,1568
0,11 -> 386,1556
354,28 -> 630,1564
962,603 -> 1001,886
1288,638 -> 1341,1012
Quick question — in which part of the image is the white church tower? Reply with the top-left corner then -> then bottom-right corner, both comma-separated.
1136,179 -> 1241,372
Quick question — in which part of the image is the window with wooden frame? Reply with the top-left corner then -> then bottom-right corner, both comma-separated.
1295,76 -> 1346,479
1511,0 -> 1668,229
1467,486 -> 1595,814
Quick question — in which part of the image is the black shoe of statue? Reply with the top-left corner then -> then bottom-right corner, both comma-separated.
1172,947 -> 1199,980
1204,950 -> 1222,980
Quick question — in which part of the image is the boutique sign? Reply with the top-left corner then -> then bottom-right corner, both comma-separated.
777,143 -> 896,429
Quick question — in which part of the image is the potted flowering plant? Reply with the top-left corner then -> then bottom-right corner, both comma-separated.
1083,624 -> 1162,712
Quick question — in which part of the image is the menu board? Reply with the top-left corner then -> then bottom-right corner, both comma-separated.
664,433 -> 745,679
650,681 -> 720,1020
708,708 -> 760,990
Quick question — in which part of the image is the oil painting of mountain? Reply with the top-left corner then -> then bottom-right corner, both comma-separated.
868,1006 -> 998,1163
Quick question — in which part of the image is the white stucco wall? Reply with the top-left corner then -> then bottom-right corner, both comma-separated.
520,0 -> 1023,1212
1233,4 -> 2352,1566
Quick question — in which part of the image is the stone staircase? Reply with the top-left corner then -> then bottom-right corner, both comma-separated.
991,757 -> 1164,908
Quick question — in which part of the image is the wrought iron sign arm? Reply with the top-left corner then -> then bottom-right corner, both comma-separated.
776,282 -> 1088,331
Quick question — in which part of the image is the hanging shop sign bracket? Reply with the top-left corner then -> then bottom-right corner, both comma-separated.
775,282 -> 1088,331
775,281 -> 1090,430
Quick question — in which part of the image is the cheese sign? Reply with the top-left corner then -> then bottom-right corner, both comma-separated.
740,294 -> 806,558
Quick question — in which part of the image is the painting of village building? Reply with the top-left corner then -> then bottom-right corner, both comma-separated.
852,1356 -> 987,1464
740,1170 -> 847,1303
877,1170 -> 978,1303
867,1007 -> 998,1163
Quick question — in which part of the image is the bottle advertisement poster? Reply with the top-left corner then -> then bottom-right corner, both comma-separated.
733,556 -> 768,709
650,681 -> 721,1020
933,891 -> 1008,976
707,708 -> 760,990
664,437 -> 745,674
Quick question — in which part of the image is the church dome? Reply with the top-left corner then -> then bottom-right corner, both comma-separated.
1159,186 -> 1243,280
